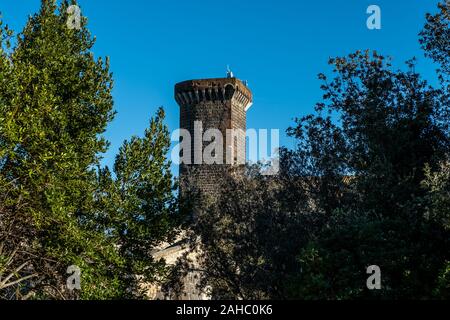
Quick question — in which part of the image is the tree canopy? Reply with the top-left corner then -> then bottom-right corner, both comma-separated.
0,0 -> 181,299
175,1 -> 450,300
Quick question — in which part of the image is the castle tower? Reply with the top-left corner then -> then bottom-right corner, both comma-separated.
175,77 -> 253,195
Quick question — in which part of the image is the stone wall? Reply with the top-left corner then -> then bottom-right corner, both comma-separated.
146,240 -> 209,300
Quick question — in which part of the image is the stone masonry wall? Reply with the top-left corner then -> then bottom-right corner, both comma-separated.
175,77 -> 252,196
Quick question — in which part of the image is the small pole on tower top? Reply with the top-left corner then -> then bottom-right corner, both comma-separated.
226,65 -> 234,78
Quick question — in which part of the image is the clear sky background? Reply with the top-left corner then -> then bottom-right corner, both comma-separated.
2,0 -> 443,174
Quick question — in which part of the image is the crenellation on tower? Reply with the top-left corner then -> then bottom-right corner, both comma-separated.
175,78 -> 252,110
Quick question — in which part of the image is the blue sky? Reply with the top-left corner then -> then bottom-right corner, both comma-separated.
2,0 -> 443,173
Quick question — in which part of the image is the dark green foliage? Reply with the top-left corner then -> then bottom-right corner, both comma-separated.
182,2 -> 450,300
100,107 -> 183,298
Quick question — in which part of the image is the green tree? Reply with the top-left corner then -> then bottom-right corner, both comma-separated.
420,1 -> 450,77
177,1 -> 450,300
283,1 -> 450,297
0,1 -> 181,299
97,107 -> 183,298
0,0 -> 121,299
170,164 -> 314,300
422,158 -> 450,297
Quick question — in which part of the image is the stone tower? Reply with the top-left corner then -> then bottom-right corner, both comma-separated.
175,77 -> 253,195
147,76 -> 253,300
